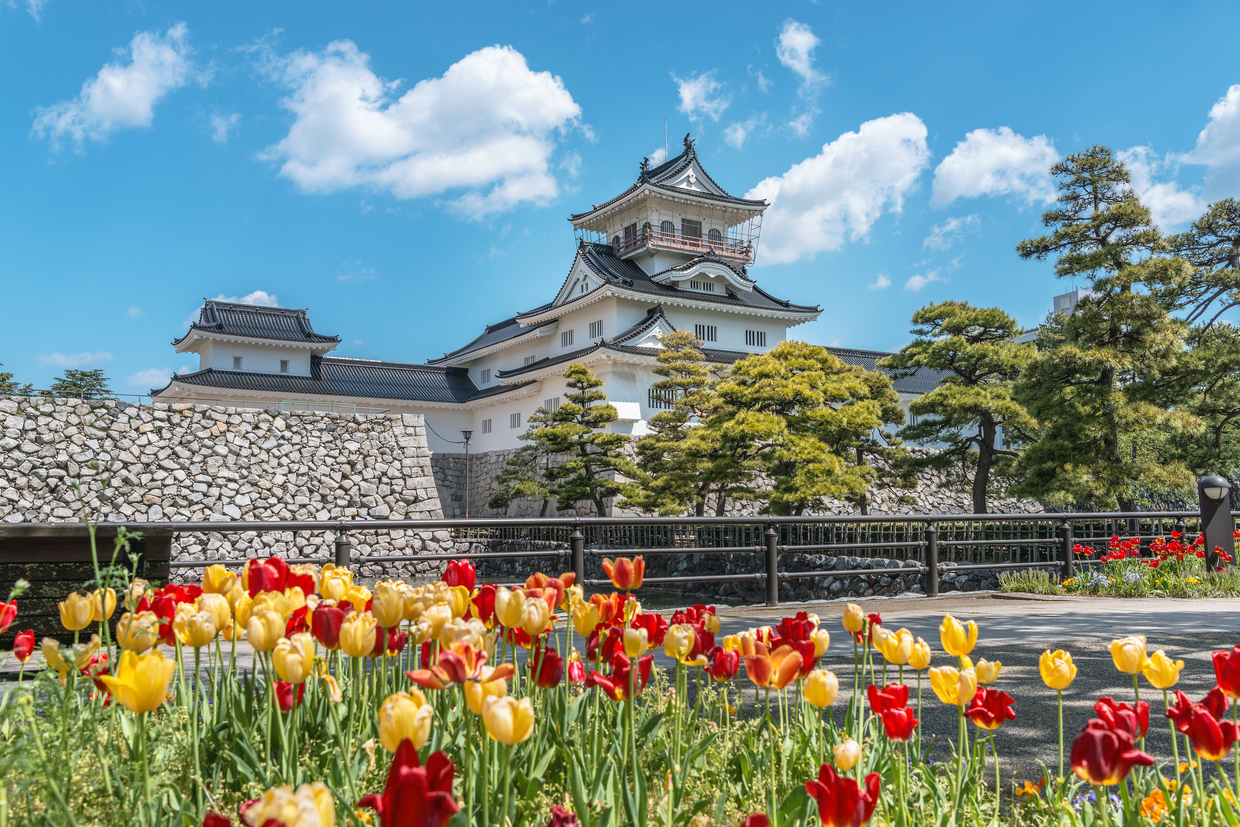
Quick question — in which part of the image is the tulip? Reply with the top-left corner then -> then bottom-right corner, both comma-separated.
572,599 -> 601,637
620,627 -> 647,658
175,610 -> 219,649
744,642 -> 803,691
41,638 -> 69,682
246,557 -> 289,598
1212,645 -> 1240,699
1094,697 -> 1148,739
939,614 -> 978,658
805,669 -> 839,708
276,681 -> 306,712
867,683 -> 910,714
833,739 -> 861,771
740,816 -> 769,827
319,565 -> 353,603
90,588 -> 117,623
811,627 -> 831,658
663,624 -> 697,664
707,648 -> 740,682
273,633 -> 315,684
202,564 -> 237,596
289,564 -> 319,596
974,658 -> 1001,685
876,627 -> 913,666
1109,635 -> 1151,675
880,707 -> 919,741
1183,705 -> 1240,760
197,593 -> 231,631
311,603 -> 346,651
482,695 -> 535,745
442,559 -> 476,593
59,592 -> 94,631
1040,649 -> 1077,690
116,611 -> 161,653
805,764 -> 881,827
340,612 -> 380,658
98,650 -> 177,714
371,581 -> 406,629
567,652 -> 586,686
378,690 -> 434,753
842,603 -> 865,635
358,740 -> 459,827
519,598 -> 550,637
0,600 -> 16,635
601,556 -> 644,590
494,587 -> 526,629
929,666 -> 977,707
908,638 -> 932,671
1070,718 -> 1154,785
530,644 -> 564,689
966,686 -> 1016,730
240,781 -> 334,827
248,610 -> 285,653
465,664 -> 510,715
630,612 -> 667,649
13,629 -> 34,664
1137,650 -> 1183,691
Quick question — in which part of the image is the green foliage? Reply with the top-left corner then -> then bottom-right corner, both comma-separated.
531,363 -> 643,516
0,360 -> 32,395
880,301 -> 1036,514
1013,145 -> 1196,510
996,569 -> 1064,595
44,368 -> 113,400
487,407 -> 554,515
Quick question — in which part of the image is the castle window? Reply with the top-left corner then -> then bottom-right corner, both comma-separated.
589,320 -> 603,338
544,397 -> 560,412
510,412 -> 521,429
612,235 -> 620,248
561,330 -> 574,348
480,369 -> 490,384
641,221 -> 651,237
648,388 -> 675,410
233,357 -> 243,370
688,280 -> 715,292
481,419 -> 492,434
708,228 -> 723,244
681,219 -> 702,240
524,355 -> 535,366
745,330 -> 767,348
279,360 -> 289,374
694,324 -> 717,343
660,220 -> 675,236
623,223 -> 637,244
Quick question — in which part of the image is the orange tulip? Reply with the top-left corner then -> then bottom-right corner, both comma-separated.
743,641 -> 803,690
601,556 -> 645,591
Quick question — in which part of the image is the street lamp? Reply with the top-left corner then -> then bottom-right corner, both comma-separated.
461,429 -> 473,519
1197,475 -> 1234,571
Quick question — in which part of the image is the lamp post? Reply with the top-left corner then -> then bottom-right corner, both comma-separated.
1197,475 -> 1234,571
461,429 -> 473,519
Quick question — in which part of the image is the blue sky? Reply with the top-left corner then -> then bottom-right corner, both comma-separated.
4,0 -> 1240,394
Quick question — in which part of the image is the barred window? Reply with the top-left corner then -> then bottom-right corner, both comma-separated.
589,320 -> 603,338
561,330 -> 574,348
544,397 -> 560,412
688,280 -> 715,292
745,330 -> 766,348
524,355 -> 535,366
481,419 -> 492,434
510,413 -> 521,429
480,368 -> 490,384
693,324 -> 717,342
648,388 -> 675,410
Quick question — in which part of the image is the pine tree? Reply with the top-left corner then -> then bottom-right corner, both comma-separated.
532,364 -> 643,517
879,301 -> 1036,514
487,407 -> 554,516
46,369 -> 112,400
1013,146 -> 1195,510
0,362 -> 32,395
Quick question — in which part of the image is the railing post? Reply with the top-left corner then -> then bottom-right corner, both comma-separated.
764,523 -> 779,606
1059,521 -> 1073,581
570,524 -> 585,587
1174,518 -> 1187,539
334,532 -> 352,571
923,524 -> 939,597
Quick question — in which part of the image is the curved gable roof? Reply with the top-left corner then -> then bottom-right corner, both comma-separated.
174,300 -> 340,346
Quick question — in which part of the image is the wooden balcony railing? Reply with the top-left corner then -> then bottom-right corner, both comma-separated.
614,225 -> 753,262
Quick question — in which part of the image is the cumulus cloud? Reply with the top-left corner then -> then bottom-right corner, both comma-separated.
36,351 -> 113,368
26,0 -> 49,21
127,367 -> 173,388
923,214 -> 980,252
210,111 -> 242,143
672,70 -> 730,122
126,306 -> 143,317
724,114 -> 765,150
1182,85 -> 1240,200
776,20 -> 827,91
750,67 -> 772,93
648,146 -> 667,165
1118,146 -> 1204,230
869,274 -> 892,290
746,112 -> 930,265
183,290 -> 279,327
259,42 -> 583,216
32,23 -> 200,148
931,126 -> 1058,206
905,271 -> 944,292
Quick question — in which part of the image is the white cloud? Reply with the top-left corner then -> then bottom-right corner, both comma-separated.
580,12 -> 594,23
210,111 -> 242,143
869,274 -> 892,290
776,20 -> 827,91
337,266 -> 377,284
724,115 -> 764,150
671,70 -> 730,123
931,126 -> 1058,206
904,271 -> 944,292
648,146 -> 667,165
259,42 -> 583,216
1118,146 -> 1204,230
36,351 -> 114,368
752,68 -> 772,93
32,23 -> 200,148
746,112 -> 930,265
787,112 -> 814,138
1183,85 -> 1240,199
127,367 -> 172,389
560,151 -> 582,178
349,339 -> 364,347
26,0 -> 49,21
126,306 -> 143,317
923,214 -> 980,251
183,290 -> 279,327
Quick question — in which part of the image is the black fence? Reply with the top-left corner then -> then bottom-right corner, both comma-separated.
11,509 -> 1230,606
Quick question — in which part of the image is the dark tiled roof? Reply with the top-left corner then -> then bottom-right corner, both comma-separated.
429,315 -> 553,364
825,347 -> 951,395
517,243 -> 819,322
175,301 -> 340,345
151,355 -> 524,405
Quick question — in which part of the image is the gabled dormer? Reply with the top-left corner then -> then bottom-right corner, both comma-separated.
173,300 -> 339,376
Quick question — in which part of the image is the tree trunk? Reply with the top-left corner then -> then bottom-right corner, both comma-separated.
539,498 -> 549,518
593,496 -> 606,518
714,492 -> 728,517
973,419 -> 996,515
856,447 -> 869,516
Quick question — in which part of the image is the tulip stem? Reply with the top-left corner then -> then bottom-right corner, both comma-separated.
1132,674 -> 1145,750
192,646 -> 204,814
1094,785 -> 1110,827
1233,701 -> 1239,803
1056,688 -> 1064,781
851,637 -> 860,736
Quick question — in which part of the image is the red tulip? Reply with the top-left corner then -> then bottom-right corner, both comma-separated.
630,613 -> 667,649
0,600 -> 16,634
880,707 -> 919,741
1093,696 -> 1148,739
546,805 -> 580,827
601,556 -> 645,590
530,644 -> 564,689
1070,718 -> 1154,785
740,816 -> 770,827
853,613 -> 882,645
1214,645 -> 1240,700
866,683 -> 909,715
1202,686 -> 1230,720
13,629 -> 34,664
966,687 -> 1016,731
472,584 -> 498,626
586,652 -> 652,701
246,557 -> 289,597
358,740 -> 460,827
386,628 -> 409,656
567,657 -> 586,686
312,604 -> 346,650
1167,688 -> 1229,734
805,763 -> 881,827
707,647 -> 740,682
284,606 -> 310,637
202,813 -> 230,827
443,560 -> 476,593
286,570 -> 315,596
276,680 -> 305,712
1184,705 -> 1240,761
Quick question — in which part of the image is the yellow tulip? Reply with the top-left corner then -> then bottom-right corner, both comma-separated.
175,610 -> 219,649
494,587 -> 525,629
69,633 -> 100,671
116,611 -> 161,653
440,617 -> 488,650
248,609 -> 285,653
59,592 -> 94,631
41,638 -> 69,683
834,739 -> 861,771
519,598 -> 550,637
285,587 -> 308,615
842,603 -> 865,634
664,624 -> 697,663
1039,649 -> 1077,690
929,666 -> 978,706
422,603 -> 453,640
273,633 -> 315,685
1143,650 -> 1185,689
572,600 -> 601,637
253,590 -> 290,620
202,564 -> 238,595
878,627 -> 914,666
1110,635 -> 1151,675
908,637 -> 932,671
340,612 -> 379,658
703,612 -> 721,635
939,615 -> 978,658
378,690 -> 433,753
805,669 -> 839,708
371,581 -> 406,629
482,695 -> 535,745
446,585 -> 471,619
465,665 -> 508,715
124,578 -> 149,612
974,658 -> 1001,685
90,588 -> 117,623
721,634 -> 740,653
319,565 -> 353,603
344,585 -> 372,610
233,591 -> 254,627
197,593 -> 231,631
625,627 -> 650,658
241,782 -> 335,827
321,674 -> 343,704
811,628 -> 830,657
98,650 -> 177,714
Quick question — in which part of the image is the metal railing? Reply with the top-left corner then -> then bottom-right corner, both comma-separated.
18,509 -> 1229,606
613,226 -> 753,262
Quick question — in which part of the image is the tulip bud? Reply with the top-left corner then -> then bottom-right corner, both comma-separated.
273,632 -> 315,685
805,669 -> 839,708
90,588 -> 117,623
573,600 -> 601,637
624,627 -> 650,658
202,564 -> 238,596
378,690 -> 433,753
663,625 -> 695,662
494,587 -> 525,629
1143,650 -> 1184,690
909,637 -> 932,671
371,581 -> 406,630
520,598 -> 550,637
833,739 -> 861,771
340,612 -> 379,659
116,611 -> 161,653
842,603 -> 864,634
41,638 -> 69,683
939,614 -> 978,658
175,610 -> 219,649
811,628 -> 831,657
59,592 -> 94,632
974,658 -> 1001,685
1039,649 -> 1077,690
482,695 -> 535,745
1110,635 -> 1151,675
248,610 -> 284,653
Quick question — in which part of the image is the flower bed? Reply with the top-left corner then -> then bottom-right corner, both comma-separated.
2,538 -> 1240,826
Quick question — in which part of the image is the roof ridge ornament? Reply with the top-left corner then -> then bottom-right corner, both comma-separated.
683,133 -> 694,154
639,157 -> 651,181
